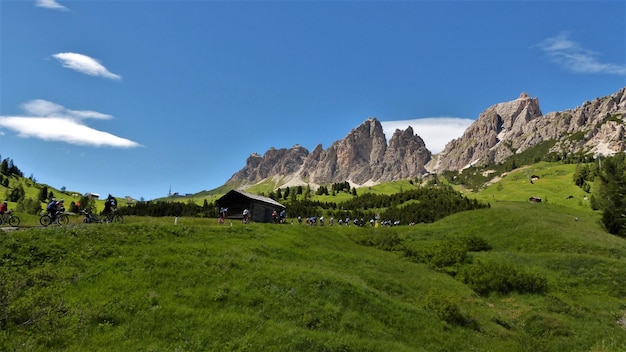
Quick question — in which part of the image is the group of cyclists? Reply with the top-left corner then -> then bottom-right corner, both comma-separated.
0,194 -> 121,227
44,194 -> 119,225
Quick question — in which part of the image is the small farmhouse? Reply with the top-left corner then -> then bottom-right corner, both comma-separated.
216,189 -> 286,223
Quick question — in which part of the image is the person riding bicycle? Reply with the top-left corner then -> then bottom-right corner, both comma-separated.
242,208 -> 250,224
56,199 -> 65,214
0,201 -> 8,224
103,194 -> 117,219
46,198 -> 58,220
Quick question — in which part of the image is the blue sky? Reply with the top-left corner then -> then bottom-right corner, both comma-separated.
1,0 -> 625,201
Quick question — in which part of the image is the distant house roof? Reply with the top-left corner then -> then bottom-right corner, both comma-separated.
218,189 -> 285,209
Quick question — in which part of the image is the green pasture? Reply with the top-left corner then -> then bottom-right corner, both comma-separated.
468,162 -> 592,209
2,198 -> 626,351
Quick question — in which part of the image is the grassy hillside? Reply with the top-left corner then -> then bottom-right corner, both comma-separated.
2,200 -> 626,351
473,162 -> 593,209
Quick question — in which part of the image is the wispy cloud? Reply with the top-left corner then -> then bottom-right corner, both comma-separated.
0,100 -> 140,148
21,99 -> 113,120
381,117 -> 474,154
52,52 -> 122,80
35,0 -> 68,11
537,32 -> 626,75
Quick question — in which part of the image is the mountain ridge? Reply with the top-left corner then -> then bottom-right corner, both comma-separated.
225,87 -> 626,191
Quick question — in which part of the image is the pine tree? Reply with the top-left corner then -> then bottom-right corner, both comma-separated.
8,184 -> 25,202
39,186 -> 49,202
596,153 -> 626,237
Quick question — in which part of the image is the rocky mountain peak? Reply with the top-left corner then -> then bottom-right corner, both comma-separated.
225,88 -> 625,190
226,117 -> 432,188
430,87 -> 626,172
431,93 -> 543,171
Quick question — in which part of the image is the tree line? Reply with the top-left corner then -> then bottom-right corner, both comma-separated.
120,199 -> 218,218
283,184 -> 488,224
578,153 -> 626,237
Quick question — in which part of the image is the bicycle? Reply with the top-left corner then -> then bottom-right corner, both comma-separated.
104,208 -> 123,224
81,209 -> 101,223
2,210 -> 20,227
40,211 -> 69,227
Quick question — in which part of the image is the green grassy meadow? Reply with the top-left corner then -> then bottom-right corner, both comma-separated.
2,161 -> 626,351
473,163 -> 593,209
2,199 -> 626,351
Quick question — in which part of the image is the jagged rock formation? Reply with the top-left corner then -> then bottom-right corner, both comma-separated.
226,87 -> 626,190
227,118 -> 431,188
379,126 -> 431,182
430,92 -> 543,171
229,145 -> 309,183
429,88 -> 626,172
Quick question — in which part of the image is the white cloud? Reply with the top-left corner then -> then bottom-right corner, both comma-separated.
22,99 -> 113,120
0,100 -> 140,148
52,52 -> 122,80
381,117 -> 474,154
537,32 -> 626,75
35,0 -> 68,11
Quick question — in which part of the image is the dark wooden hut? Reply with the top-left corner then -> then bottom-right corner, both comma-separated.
216,189 -> 286,223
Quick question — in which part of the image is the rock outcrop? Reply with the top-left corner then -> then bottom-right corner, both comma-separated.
430,88 -> 626,172
227,118 -> 431,188
228,145 -> 309,183
226,87 -> 626,190
430,92 -> 543,171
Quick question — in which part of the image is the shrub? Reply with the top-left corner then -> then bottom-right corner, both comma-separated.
402,247 -> 423,263
426,241 -> 468,270
16,197 -> 42,215
375,233 -> 404,251
461,236 -> 492,252
458,260 -> 547,296
424,292 -> 466,325
354,233 -> 405,252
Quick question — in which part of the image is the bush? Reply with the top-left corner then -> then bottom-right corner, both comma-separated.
424,292 -> 466,325
16,197 -> 42,215
458,260 -> 547,296
426,241 -> 468,270
354,233 -> 405,252
461,236 -> 492,252
402,247 -> 423,263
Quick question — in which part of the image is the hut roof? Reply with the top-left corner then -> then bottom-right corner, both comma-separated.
217,189 -> 286,209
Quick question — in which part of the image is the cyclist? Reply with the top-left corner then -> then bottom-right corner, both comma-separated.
0,201 -> 7,224
57,199 -> 65,212
103,194 -> 117,219
242,208 -> 250,224
46,198 -> 58,220
218,207 -> 228,224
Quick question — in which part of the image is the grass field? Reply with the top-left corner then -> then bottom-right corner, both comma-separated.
2,161 -> 626,351
473,162 -> 593,209
2,197 -> 626,351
